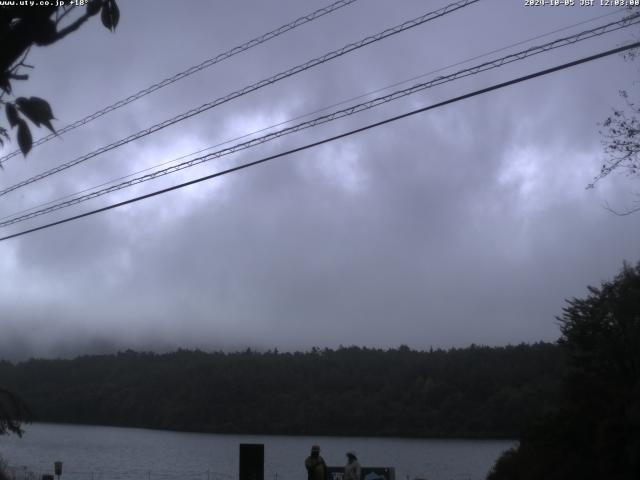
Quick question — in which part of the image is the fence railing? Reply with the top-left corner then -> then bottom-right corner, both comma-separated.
5,466 -> 235,480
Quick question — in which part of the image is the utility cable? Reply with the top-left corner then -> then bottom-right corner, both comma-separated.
1,13 -> 637,228
0,0 -> 359,166
1,6 -> 626,223
1,41 -> 637,243
0,0 -> 481,198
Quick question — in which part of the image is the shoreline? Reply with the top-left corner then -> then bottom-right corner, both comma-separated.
20,421 -> 519,442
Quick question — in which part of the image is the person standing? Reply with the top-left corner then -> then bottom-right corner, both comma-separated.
344,451 -> 361,480
305,445 -> 327,480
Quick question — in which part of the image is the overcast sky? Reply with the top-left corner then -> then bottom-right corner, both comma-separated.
0,0 -> 639,360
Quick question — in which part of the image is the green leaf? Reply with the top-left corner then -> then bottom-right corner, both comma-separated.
16,119 -> 32,156
101,0 -> 120,31
5,103 -> 19,127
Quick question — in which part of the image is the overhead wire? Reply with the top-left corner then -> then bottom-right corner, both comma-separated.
1,12 -> 638,228
1,6 -> 626,223
0,0 -> 359,166
1,40 -> 638,243
0,0 -> 482,198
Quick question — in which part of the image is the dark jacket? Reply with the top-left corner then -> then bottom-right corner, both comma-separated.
305,454 -> 327,480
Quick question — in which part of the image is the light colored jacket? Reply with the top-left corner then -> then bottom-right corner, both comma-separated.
344,460 -> 361,480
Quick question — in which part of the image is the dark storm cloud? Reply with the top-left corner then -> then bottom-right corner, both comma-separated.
1,0 -> 639,360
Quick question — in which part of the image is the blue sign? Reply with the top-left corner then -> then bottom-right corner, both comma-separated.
327,466 -> 395,480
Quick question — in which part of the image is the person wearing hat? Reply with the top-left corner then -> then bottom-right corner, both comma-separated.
344,451 -> 361,480
305,445 -> 327,480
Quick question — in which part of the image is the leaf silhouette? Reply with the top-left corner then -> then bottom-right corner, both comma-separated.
0,75 -> 11,94
26,97 -> 55,133
101,0 -> 120,31
16,119 -> 33,156
5,103 -> 19,127
87,0 -> 102,16
15,97 -> 56,133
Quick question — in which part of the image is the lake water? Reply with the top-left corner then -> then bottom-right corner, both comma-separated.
0,423 -> 514,480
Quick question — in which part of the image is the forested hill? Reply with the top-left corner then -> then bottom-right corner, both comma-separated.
0,343 -> 563,438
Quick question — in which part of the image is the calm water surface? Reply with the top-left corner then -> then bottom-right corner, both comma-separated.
0,423 -> 514,480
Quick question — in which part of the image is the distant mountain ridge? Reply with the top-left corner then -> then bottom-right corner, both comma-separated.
0,343 -> 563,438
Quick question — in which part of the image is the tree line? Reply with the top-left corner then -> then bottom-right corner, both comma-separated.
0,342 -> 563,439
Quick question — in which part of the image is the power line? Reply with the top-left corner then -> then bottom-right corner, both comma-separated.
326,7 -> 629,111
2,7 -> 626,224
0,0 -> 481,198
0,0 -> 359,166
2,12 -> 637,228
1,41 -> 637,244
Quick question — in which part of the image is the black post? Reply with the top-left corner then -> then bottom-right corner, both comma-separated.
53,462 -> 62,480
239,444 -> 264,480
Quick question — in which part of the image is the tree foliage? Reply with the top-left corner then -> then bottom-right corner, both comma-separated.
0,455 -> 12,480
597,92 -> 640,180
0,343 -> 563,439
592,90 -> 640,215
0,386 -> 31,437
0,0 -> 119,156
591,10 -> 640,213
488,261 -> 640,480
0,0 -> 118,439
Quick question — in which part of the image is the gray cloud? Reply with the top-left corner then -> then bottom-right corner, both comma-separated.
1,0 -> 639,361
